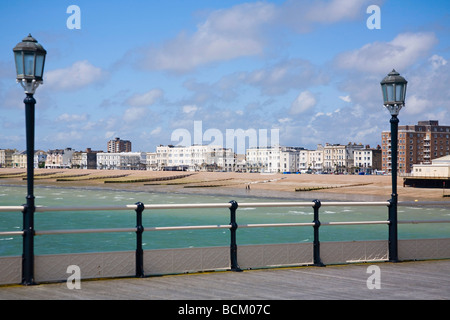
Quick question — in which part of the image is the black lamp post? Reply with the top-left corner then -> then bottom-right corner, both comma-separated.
13,34 -> 47,285
380,69 -> 407,262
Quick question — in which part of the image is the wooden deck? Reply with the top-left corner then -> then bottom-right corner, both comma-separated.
1,259 -> 449,300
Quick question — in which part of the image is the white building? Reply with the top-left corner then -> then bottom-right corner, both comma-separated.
146,152 -> 158,171
323,143 -> 364,173
246,146 -> 304,173
153,145 -> 235,171
354,147 -> 382,173
34,150 -> 47,168
298,145 -> 324,172
280,147 -> 303,173
97,152 -> 146,170
246,146 -> 281,173
412,155 -> 450,178
246,146 -> 325,173
45,148 -> 75,169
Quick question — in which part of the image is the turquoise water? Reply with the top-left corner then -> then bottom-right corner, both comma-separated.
0,185 -> 449,256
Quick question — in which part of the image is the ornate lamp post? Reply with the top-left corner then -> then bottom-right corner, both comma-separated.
380,69 -> 407,262
13,34 -> 47,285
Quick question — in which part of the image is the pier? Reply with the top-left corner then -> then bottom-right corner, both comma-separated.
1,199 -> 449,301
1,259 -> 450,300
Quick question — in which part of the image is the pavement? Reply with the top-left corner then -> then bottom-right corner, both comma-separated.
1,259 -> 449,301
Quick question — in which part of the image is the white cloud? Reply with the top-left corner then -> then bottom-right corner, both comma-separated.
278,117 -> 292,124
429,54 -> 448,70
141,2 -> 276,72
335,32 -> 438,73
302,0 -> 373,23
56,113 -> 88,122
279,0 -> 379,33
339,95 -> 351,103
123,107 -> 148,123
105,131 -> 116,139
45,60 -> 105,90
290,91 -> 317,115
404,95 -> 431,116
126,89 -> 163,107
182,105 -> 198,114
150,127 -> 162,135
136,0 -> 384,73
242,59 -> 329,95
52,131 -> 82,143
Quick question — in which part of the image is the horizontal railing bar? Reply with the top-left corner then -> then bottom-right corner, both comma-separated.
238,202 -> 313,208
35,205 -> 137,212
35,228 -> 136,235
144,203 -> 233,210
147,225 -> 231,231
398,201 -> 450,207
0,231 -> 24,236
321,221 -> 389,226
235,201 -> 390,208
3,201 -> 449,213
30,201 -> 391,212
0,206 -> 25,212
7,200 -> 450,213
238,222 -> 315,228
398,220 -> 450,224
32,220 -> 396,236
319,201 -> 390,207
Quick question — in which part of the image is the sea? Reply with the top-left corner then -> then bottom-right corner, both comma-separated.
0,184 -> 449,257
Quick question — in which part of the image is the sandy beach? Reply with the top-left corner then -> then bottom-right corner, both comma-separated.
0,168 -> 448,202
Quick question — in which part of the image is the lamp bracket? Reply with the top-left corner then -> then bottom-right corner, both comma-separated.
384,104 -> 403,116
18,79 -> 42,94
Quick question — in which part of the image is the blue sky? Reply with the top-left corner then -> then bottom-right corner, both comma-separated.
1,0 -> 449,153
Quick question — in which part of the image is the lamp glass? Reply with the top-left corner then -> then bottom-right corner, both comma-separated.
35,54 -> 45,78
395,84 -> 403,102
386,84 -> 394,102
14,52 -> 23,76
24,52 -> 35,77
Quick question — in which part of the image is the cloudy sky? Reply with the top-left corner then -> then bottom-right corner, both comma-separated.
1,0 -> 449,153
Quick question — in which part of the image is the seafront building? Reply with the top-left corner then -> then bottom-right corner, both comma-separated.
353,146 -> 382,174
151,145 -> 235,171
4,120 -> 446,174
404,155 -> 450,188
322,143 -> 365,173
381,120 -> 450,174
0,149 -> 16,168
71,148 -> 101,169
45,148 -> 75,169
2,149 -> 46,169
107,137 -> 132,153
11,151 -> 27,169
299,146 -> 324,172
246,145 -> 325,173
246,146 -> 286,173
411,155 -> 450,178
97,152 -> 146,170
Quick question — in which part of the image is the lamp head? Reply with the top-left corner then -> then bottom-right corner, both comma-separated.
13,34 -> 47,94
380,69 -> 407,116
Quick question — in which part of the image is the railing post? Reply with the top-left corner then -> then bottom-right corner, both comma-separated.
388,198 -> 398,262
388,114 -> 399,263
22,202 -> 35,285
229,200 -> 241,272
135,202 -> 145,277
22,94 -> 36,286
312,199 -> 325,267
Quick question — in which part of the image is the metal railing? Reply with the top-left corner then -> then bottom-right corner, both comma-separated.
1,200 -> 450,283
